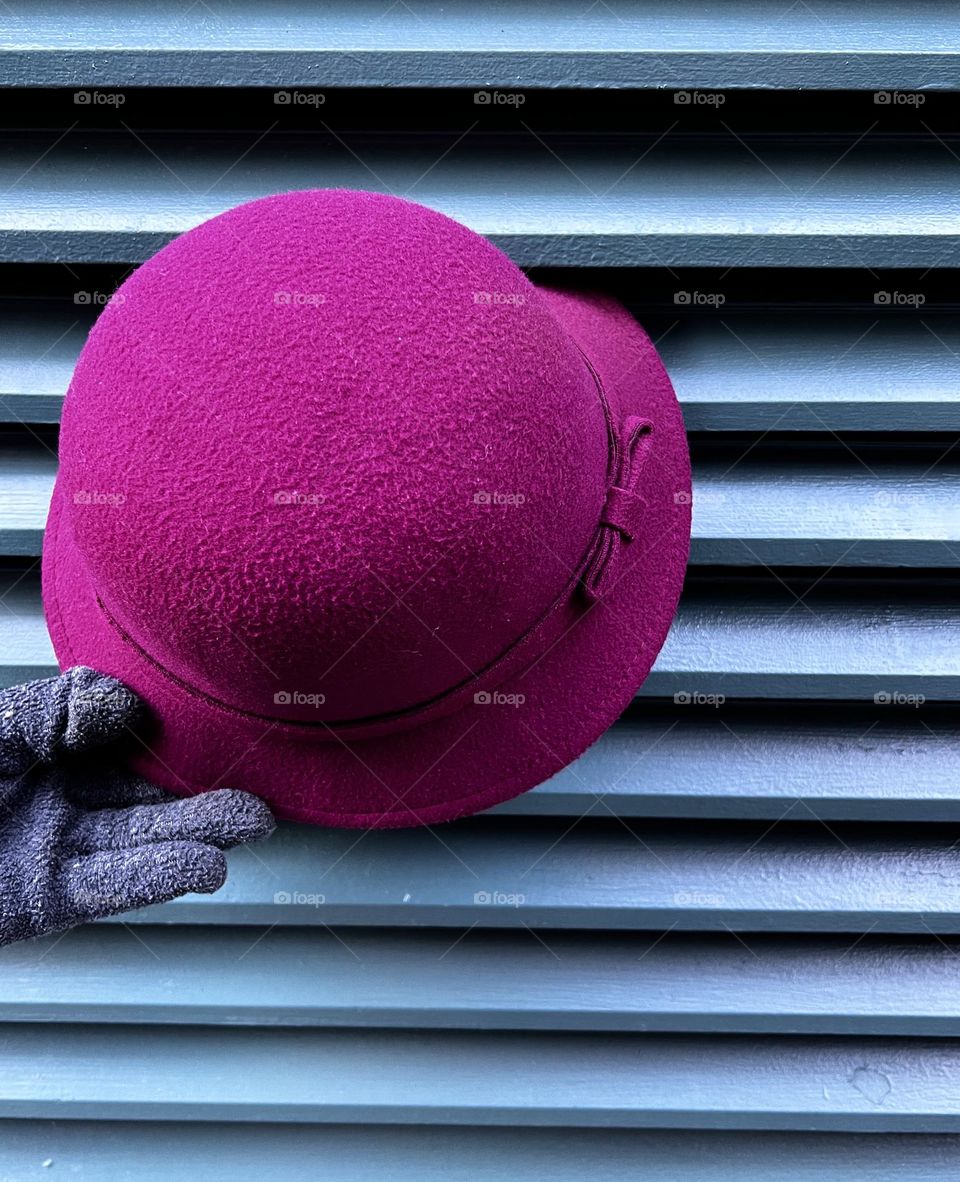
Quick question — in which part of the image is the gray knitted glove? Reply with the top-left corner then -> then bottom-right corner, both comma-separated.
0,666 -> 275,946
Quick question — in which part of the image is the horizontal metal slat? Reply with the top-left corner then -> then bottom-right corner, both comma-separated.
693,453 -> 959,567
2,133 -> 960,267
0,447 -> 54,556
1,599 -> 957,823
2,2 -> 959,90
0,573 -> 53,684
2,572 -> 956,700
3,570 -> 957,819
0,303 -> 86,425
0,1023 -> 958,1129
509,706 -> 960,822
659,316 -> 960,433
7,445 -> 956,567
4,926 -> 960,1036
88,817 -> 960,933
651,580 -> 958,701
0,1123 -> 957,1182
4,309 -> 960,434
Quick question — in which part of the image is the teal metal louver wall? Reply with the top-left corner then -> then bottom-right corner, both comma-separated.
0,5 -> 959,1178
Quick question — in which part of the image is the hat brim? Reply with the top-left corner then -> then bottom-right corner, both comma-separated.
42,287 -> 691,828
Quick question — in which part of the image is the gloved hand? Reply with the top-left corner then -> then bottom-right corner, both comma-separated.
0,666 -> 275,946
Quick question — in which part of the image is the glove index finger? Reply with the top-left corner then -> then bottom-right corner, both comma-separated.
60,842 -> 227,922
66,768 -> 170,811
69,788 -> 276,854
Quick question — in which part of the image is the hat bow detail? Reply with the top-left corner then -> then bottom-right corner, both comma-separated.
583,416 -> 655,601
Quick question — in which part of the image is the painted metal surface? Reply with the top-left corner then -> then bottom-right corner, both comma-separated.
81,817 -> 960,934
0,304 -> 88,424
0,1023 -> 959,1129
5,574 -> 950,699
4,571 -> 957,700
2,926 -> 960,1036
2,133 -> 960,267
1,1124 -> 959,1182
515,708 -> 960,822
7,445 -> 957,566
5,309 -> 960,433
660,316 -> 960,433
2,2 -> 960,90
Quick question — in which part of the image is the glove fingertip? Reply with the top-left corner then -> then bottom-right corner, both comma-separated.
192,789 -> 277,849
63,669 -> 142,752
176,842 -> 229,895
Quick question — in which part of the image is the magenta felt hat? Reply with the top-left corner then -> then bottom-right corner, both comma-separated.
43,189 -> 690,828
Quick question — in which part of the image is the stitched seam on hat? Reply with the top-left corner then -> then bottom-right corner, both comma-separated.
49,486 -> 79,670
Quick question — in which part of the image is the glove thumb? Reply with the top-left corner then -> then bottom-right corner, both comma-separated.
0,667 -> 141,773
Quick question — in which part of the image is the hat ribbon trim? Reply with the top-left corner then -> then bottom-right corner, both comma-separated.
89,394 -> 655,742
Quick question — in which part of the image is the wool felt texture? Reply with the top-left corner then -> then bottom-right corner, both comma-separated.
0,667 -> 275,946
43,188 -> 691,828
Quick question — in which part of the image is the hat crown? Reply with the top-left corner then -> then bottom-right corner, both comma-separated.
59,190 -> 609,724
